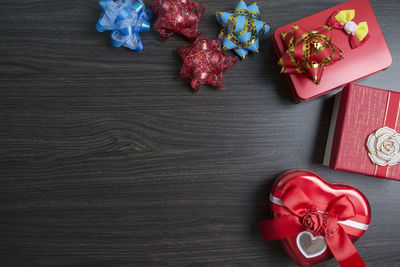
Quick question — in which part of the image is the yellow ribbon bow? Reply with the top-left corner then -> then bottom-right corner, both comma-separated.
334,9 -> 369,41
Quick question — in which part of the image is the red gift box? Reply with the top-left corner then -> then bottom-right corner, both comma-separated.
272,0 -> 392,102
259,169 -> 371,266
324,84 -> 400,180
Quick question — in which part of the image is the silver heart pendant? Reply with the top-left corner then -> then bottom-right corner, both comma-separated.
296,231 -> 327,258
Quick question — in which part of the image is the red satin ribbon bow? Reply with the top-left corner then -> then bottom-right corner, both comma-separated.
326,9 -> 370,49
259,186 -> 368,267
278,25 -> 343,84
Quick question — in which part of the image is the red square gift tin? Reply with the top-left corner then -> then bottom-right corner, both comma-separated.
324,83 -> 400,180
272,0 -> 392,102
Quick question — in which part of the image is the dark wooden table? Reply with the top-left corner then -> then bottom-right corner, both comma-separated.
1,0 -> 399,266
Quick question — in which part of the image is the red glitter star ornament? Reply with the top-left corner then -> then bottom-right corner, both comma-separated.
176,34 -> 239,93
151,0 -> 206,41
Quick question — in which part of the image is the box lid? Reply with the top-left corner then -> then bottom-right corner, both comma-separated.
273,0 -> 392,101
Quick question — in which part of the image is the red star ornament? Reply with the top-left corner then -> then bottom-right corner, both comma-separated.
151,0 -> 206,41
176,34 -> 239,93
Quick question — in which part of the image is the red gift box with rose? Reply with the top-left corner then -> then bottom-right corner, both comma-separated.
324,83 -> 400,180
272,0 -> 392,102
259,169 -> 371,267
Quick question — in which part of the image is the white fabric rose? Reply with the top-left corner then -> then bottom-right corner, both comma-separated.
344,21 -> 357,35
367,127 -> 400,166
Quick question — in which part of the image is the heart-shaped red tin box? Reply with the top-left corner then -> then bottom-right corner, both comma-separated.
259,169 -> 371,266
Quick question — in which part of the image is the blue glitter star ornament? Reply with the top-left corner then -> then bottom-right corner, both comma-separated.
96,0 -> 152,51
216,1 -> 270,58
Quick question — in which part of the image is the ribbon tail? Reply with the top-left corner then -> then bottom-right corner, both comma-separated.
325,226 -> 366,267
259,215 -> 303,240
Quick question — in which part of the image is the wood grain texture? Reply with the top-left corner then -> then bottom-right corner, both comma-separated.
0,0 -> 399,266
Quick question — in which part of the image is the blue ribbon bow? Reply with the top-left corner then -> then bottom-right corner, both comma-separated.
216,1 -> 270,58
96,0 -> 152,51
